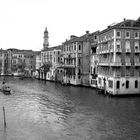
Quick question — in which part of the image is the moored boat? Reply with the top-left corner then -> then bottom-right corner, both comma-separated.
0,86 -> 11,95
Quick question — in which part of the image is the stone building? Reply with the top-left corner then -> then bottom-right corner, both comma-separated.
39,27 -> 62,80
34,51 -> 41,78
24,50 -> 36,77
90,31 -> 100,87
0,49 -> 8,75
96,17 -> 140,95
61,31 -> 99,86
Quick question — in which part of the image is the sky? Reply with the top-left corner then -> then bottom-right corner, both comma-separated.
0,0 -> 140,51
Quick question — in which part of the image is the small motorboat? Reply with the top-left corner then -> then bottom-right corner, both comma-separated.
0,86 -> 11,95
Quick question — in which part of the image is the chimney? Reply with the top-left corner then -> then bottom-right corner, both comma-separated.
124,18 -> 126,21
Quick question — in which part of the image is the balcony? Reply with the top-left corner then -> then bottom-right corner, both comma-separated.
110,48 -> 114,53
125,73 -> 130,77
134,72 -> 140,77
110,62 -> 122,66
134,49 -> 140,53
116,48 -> 122,53
113,72 -> 121,77
62,64 -> 76,68
125,48 -> 131,53
125,62 -> 131,66
98,62 -> 110,66
134,62 -> 140,66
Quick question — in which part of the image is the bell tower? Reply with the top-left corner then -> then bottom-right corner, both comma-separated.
43,27 -> 49,50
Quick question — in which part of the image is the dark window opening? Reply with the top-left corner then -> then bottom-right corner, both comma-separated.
135,80 -> 138,88
126,80 -> 129,89
116,81 -> 120,89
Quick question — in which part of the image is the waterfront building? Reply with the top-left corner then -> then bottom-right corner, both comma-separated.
61,31 -> 99,86
40,27 -> 62,80
24,50 -> 36,77
96,17 -> 140,95
0,49 -> 8,75
90,31 -> 100,87
41,45 -> 62,80
7,48 -> 36,77
34,51 -> 41,78
7,49 -> 26,76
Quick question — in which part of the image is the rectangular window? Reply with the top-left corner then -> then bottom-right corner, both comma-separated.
126,80 -> 129,89
98,78 -> 101,84
94,35 -> 97,40
135,80 -> 138,88
134,32 -> 139,39
79,45 -> 81,50
125,31 -> 130,38
108,80 -> 113,88
74,45 -> 76,51
116,31 -> 121,38
125,41 -> 131,52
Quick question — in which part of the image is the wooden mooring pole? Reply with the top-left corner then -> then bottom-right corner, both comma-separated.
3,106 -> 6,128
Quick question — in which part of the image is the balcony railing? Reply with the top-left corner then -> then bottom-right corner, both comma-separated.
62,64 -> 76,68
134,49 -> 140,53
110,62 -> 122,66
134,62 -> 140,66
125,61 -> 131,66
116,48 -> 122,53
125,73 -> 130,77
113,72 -> 121,77
97,62 -> 110,66
125,48 -> 131,53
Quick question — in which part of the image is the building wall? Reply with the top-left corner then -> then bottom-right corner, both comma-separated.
97,27 -> 140,95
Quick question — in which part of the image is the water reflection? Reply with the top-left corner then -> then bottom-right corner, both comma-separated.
0,76 -> 140,140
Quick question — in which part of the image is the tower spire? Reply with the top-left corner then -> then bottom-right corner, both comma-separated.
43,26 -> 49,50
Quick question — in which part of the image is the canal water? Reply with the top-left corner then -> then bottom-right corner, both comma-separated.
0,77 -> 140,140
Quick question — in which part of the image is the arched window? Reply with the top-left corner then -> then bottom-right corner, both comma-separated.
135,80 -> 138,88
126,80 -> 129,89
116,81 -> 120,89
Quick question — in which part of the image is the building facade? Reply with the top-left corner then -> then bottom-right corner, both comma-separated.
96,18 -> 140,95
90,31 -> 99,87
61,31 -> 98,86
0,49 -> 8,75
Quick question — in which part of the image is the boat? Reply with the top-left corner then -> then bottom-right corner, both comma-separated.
0,86 -> 11,95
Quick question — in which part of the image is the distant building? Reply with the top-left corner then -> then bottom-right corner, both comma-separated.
39,27 -> 62,80
90,31 -> 100,87
40,45 -> 62,80
0,49 -> 8,75
34,51 -> 41,78
24,50 -> 36,77
96,17 -> 140,95
6,48 -> 35,77
61,32 -> 98,86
